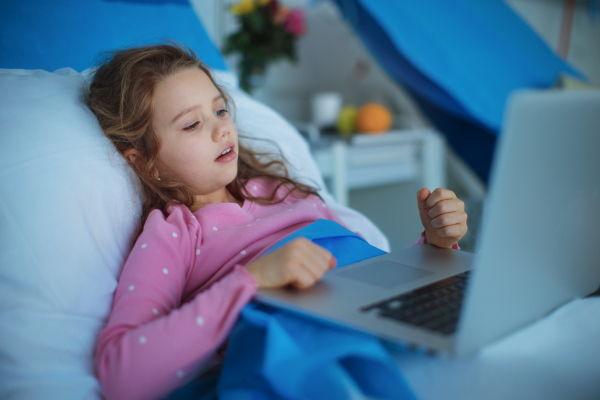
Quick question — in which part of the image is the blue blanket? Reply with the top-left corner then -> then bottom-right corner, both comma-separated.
167,219 -> 416,400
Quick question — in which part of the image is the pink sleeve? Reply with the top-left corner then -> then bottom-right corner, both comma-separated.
94,209 -> 258,400
412,230 -> 460,250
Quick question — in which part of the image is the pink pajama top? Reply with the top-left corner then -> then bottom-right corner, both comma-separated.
94,178 -> 449,400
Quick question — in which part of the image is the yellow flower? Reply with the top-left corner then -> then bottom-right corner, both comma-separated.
230,0 -> 256,15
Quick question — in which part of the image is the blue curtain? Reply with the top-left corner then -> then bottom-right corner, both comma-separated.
331,0 -> 583,182
0,0 -> 227,72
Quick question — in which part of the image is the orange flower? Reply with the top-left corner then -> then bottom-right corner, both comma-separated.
273,6 -> 290,25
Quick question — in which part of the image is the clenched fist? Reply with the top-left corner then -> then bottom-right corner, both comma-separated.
246,238 -> 336,289
417,188 -> 468,249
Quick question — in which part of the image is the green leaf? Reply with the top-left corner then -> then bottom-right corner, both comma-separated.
244,11 -> 266,34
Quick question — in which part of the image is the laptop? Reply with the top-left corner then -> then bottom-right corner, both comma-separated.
255,89 -> 600,357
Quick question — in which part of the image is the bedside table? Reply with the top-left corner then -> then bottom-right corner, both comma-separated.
308,128 -> 446,206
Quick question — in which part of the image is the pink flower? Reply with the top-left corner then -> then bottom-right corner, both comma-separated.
285,9 -> 305,36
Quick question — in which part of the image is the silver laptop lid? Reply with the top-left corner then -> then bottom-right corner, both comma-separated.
455,89 -> 600,356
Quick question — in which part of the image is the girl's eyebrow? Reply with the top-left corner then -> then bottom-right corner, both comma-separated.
171,94 -> 224,124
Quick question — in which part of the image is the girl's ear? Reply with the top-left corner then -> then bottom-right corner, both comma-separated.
124,148 -> 161,179
123,148 -> 141,166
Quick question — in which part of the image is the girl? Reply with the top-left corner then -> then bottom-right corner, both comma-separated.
86,42 -> 468,400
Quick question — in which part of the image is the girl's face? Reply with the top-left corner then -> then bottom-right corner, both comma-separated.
151,67 -> 238,200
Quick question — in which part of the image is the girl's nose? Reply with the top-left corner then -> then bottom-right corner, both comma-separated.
211,120 -> 230,142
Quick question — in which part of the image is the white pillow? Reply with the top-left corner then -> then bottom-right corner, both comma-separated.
0,67 -> 142,400
0,67 -> 388,400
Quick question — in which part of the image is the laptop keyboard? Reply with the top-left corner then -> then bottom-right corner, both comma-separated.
360,271 -> 471,335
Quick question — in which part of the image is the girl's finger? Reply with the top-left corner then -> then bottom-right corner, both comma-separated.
430,211 -> 467,229
284,240 -> 334,285
301,250 -> 333,279
436,223 -> 467,238
291,267 -> 318,289
428,198 -> 464,219
305,241 -> 336,270
425,188 -> 456,209
416,188 -> 431,211
328,256 -> 337,270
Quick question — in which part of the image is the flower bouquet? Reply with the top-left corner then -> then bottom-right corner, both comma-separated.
223,0 -> 306,93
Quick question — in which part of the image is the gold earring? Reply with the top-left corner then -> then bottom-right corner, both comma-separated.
157,177 -> 161,181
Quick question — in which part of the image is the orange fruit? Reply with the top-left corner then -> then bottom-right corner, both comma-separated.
355,103 -> 392,133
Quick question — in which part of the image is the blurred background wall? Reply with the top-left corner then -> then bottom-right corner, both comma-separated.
193,0 -> 599,252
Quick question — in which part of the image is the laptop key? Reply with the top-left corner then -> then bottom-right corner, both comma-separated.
362,271 -> 471,335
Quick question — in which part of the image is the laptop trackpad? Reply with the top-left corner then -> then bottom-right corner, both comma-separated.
336,260 -> 433,288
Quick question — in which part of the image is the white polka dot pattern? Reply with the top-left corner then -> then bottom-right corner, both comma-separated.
97,195 -> 347,395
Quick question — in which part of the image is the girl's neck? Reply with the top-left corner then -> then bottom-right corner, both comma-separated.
190,187 -> 243,212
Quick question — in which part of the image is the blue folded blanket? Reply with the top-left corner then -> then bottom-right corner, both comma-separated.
167,219 -> 416,400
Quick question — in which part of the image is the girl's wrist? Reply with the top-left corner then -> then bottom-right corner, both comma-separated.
422,229 -> 460,250
245,261 -> 265,289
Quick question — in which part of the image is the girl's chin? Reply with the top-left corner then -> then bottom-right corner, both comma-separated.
224,168 -> 239,184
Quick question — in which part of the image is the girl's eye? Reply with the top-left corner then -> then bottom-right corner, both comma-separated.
216,109 -> 228,117
184,121 -> 199,131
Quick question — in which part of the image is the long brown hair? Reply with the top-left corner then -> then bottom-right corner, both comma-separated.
85,41 -> 320,226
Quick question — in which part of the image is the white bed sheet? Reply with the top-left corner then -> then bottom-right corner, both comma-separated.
389,296 -> 600,400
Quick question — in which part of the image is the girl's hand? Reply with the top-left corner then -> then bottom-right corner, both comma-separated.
246,238 -> 337,289
417,188 -> 468,249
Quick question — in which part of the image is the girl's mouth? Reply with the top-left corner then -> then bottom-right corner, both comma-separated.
215,146 -> 236,163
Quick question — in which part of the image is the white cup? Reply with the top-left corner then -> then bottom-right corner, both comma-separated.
311,92 -> 343,128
